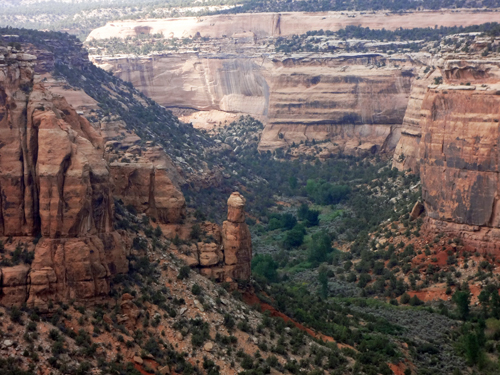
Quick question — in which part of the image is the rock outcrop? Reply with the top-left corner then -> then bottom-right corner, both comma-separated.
102,118 -> 186,223
0,43 -> 186,309
259,55 -> 414,154
197,192 -> 252,282
392,67 -> 440,172
393,56 -> 500,253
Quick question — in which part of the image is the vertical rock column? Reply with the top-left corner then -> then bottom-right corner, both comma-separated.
222,192 -> 252,281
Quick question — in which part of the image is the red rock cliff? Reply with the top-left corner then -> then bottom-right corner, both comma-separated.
0,43 -> 187,309
393,57 -> 500,252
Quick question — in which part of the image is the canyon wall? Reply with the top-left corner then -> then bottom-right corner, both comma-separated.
94,52 -> 419,155
97,54 -> 269,119
87,11 -> 497,40
393,57 -> 500,252
88,10 -> 496,154
0,44 -> 187,309
260,55 -> 415,154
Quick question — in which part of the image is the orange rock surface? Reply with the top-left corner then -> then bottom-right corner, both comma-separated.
0,46 -> 185,308
393,57 -> 500,252
195,192 -> 252,282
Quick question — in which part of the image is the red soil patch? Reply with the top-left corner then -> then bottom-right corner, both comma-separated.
388,362 -> 407,375
243,292 -> 354,349
276,201 -> 291,207
134,359 -> 160,375
408,287 -> 449,303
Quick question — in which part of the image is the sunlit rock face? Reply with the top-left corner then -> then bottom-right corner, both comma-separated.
97,55 -> 269,119
93,52 -> 418,155
0,43 -> 186,309
393,57 -> 500,253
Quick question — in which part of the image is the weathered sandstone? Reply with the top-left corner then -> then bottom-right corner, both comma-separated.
93,52 -> 417,155
0,45 -> 186,308
393,57 -> 500,252
193,192 -> 252,282
0,50 -> 129,308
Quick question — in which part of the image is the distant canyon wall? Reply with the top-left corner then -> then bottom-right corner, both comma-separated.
88,10 -> 495,154
87,10 -> 497,40
95,55 -> 270,118
93,52 -> 421,155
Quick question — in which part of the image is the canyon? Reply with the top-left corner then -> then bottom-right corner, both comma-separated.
88,10 -> 497,156
1,11 -> 500,374
88,12 -> 500,253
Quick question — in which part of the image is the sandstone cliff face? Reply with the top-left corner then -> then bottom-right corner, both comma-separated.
420,85 -> 500,252
0,48 -> 126,308
101,118 -> 186,224
392,67 -> 440,172
0,44 -> 187,309
99,55 -> 269,119
260,55 -> 414,154
88,11 -> 495,155
94,53 -> 416,155
392,57 -> 500,252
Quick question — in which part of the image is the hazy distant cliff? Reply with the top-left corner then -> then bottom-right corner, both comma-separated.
93,51 -> 421,155
88,10 -> 494,155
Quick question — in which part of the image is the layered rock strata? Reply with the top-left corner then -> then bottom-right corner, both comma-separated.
0,45 -> 187,308
393,57 -> 500,252
93,53 -> 417,155
88,11 -> 495,155
87,11 -> 495,40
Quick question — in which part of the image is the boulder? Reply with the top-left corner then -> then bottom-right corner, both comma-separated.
410,201 -> 425,220
227,192 -> 246,223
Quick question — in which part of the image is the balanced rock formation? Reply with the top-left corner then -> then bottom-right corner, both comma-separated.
222,192 -> 252,280
198,192 -> 252,282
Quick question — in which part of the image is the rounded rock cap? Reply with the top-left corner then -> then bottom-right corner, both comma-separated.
227,192 -> 246,208
227,192 -> 246,223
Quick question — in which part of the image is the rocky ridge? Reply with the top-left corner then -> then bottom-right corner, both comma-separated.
0,31 -> 252,311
